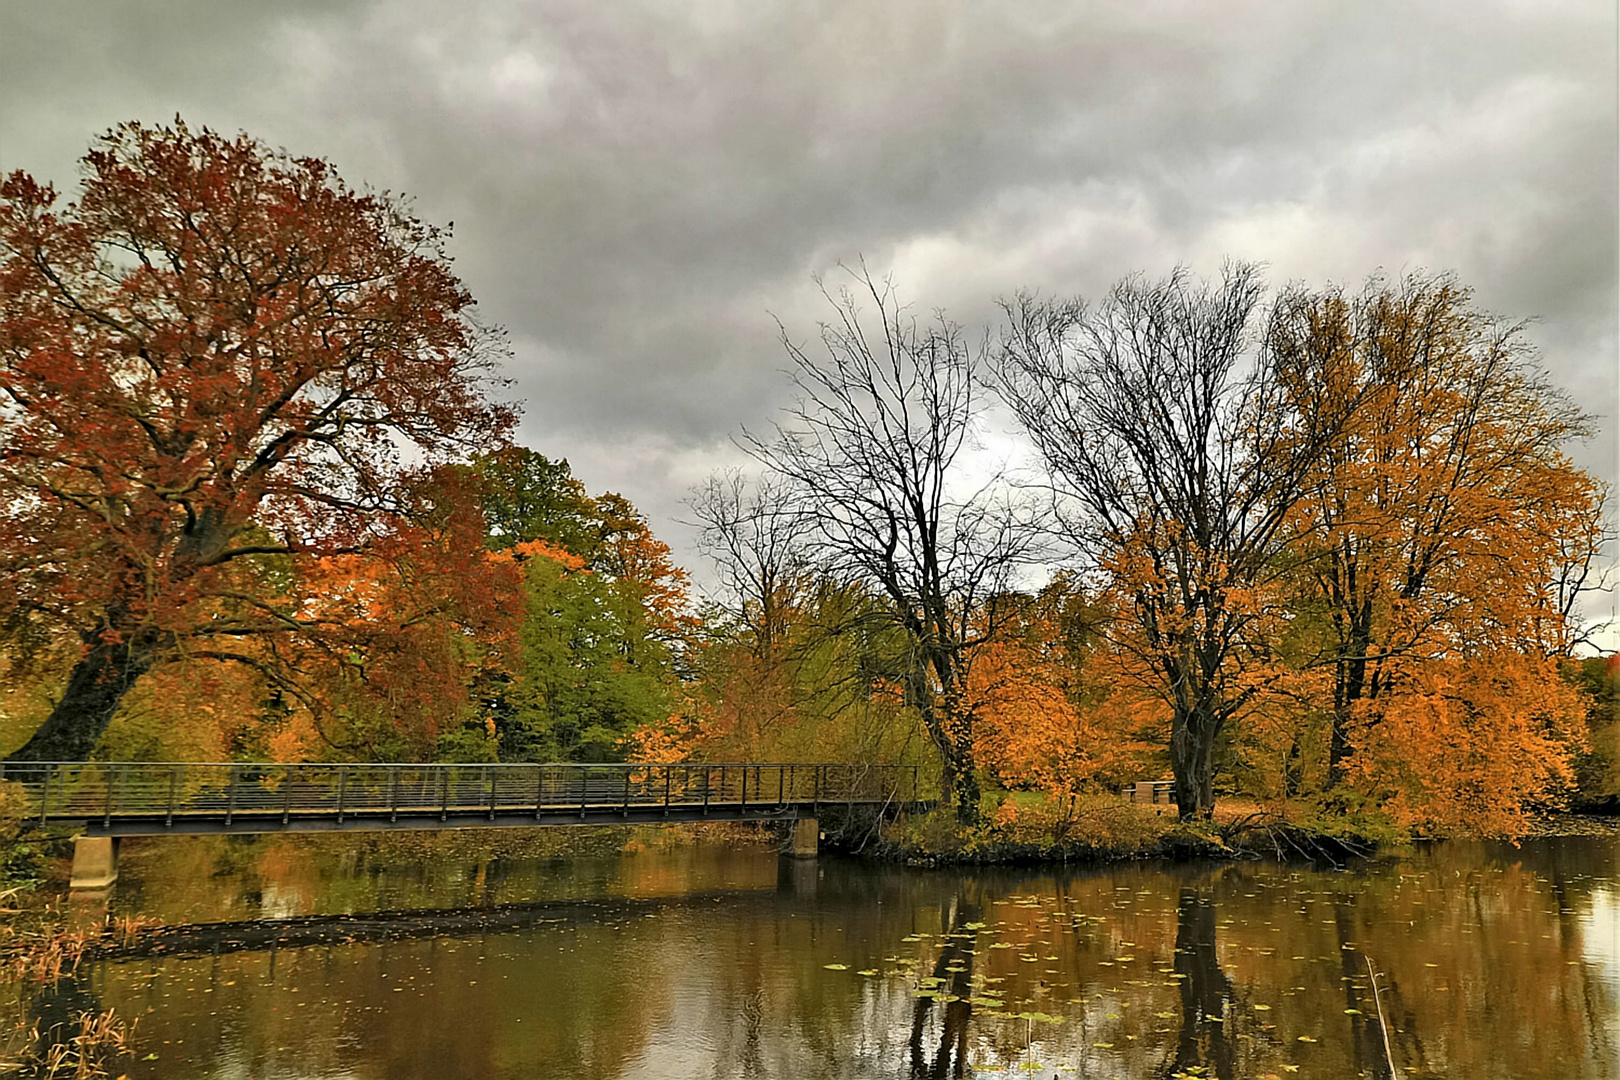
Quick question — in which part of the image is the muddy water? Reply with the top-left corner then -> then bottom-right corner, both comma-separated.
33,832 -> 1620,1078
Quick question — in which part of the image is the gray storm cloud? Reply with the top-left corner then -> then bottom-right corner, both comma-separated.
2,0 -> 1615,612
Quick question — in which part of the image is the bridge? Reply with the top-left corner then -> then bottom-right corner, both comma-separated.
1,760 -> 931,887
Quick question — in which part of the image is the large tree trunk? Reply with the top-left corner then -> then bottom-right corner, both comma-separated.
1171,704 -> 1219,820
6,627 -> 166,765
1328,602 -> 1374,789
906,662 -> 982,825
1328,615 -> 1367,786
948,745 -> 981,825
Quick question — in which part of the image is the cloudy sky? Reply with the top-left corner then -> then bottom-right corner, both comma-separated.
3,0 -> 1617,615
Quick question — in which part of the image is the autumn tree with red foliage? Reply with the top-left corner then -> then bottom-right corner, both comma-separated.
0,120 -> 515,762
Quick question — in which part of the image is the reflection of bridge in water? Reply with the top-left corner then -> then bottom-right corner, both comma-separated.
2,761 -> 931,886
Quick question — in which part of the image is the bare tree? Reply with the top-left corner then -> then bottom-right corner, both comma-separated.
744,268 -> 1038,824
996,264 -> 1350,819
689,469 -> 809,658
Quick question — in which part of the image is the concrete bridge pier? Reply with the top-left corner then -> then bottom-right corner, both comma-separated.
790,817 -> 819,858
70,836 -> 118,889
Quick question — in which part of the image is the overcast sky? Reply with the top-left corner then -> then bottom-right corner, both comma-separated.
3,0 -> 1617,619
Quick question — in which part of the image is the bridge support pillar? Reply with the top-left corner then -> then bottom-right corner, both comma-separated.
790,817 -> 819,858
70,836 -> 117,889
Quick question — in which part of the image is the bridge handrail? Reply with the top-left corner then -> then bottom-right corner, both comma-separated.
0,760 -> 932,825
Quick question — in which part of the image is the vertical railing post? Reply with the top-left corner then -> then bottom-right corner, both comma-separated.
166,765 -> 180,829
787,764 -> 795,806
103,764 -> 118,828
389,766 -> 400,823
664,764 -> 671,815
814,765 -> 822,814
335,765 -> 347,824
283,765 -> 294,825
225,765 -> 240,827
778,765 -> 785,807
37,765 -> 52,827
535,765 -> 547,820
488,765 -> 499,820
622,768 -> 631,815
440,767 -> 450,822
579,766 -> 588,820
702,766 -> 711,815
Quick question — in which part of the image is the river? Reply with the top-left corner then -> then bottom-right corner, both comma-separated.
30,829 -> 1620,1079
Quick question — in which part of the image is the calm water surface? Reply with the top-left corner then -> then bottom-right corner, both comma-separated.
33,831 -> 1620,1079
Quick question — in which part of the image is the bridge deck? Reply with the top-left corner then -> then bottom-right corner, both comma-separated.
2,761 -> 928,836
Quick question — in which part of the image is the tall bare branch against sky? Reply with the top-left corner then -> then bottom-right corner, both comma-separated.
2,0 -> 1615,618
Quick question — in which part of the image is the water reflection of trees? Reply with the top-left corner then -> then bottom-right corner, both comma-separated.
907,892 -> 981,1079
1164,887 -> 1234,1080
67,838 -> 1620,1080
1330,894 -> 1396,1080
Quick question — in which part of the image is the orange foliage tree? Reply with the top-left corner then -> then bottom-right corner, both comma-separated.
1340,652 -> 1586,835
969,577 -> 1137,800
1269,273 -> 1606,826
0,120 -> 515,762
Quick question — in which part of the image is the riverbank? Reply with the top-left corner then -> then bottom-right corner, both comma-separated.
856,797 -> 1620,867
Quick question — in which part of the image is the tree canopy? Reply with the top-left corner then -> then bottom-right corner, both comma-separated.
0,120 -> 514,761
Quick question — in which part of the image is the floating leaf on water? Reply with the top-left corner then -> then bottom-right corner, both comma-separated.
823,963 -> 849,970
1297,1035 -> 1317,1043
1253,1004 -> 1271,1010
857,969 -> 878,976
1344,1008 -> 1362,1015
964,922 -> 986,930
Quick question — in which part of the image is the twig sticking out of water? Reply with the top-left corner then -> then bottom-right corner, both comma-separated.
1365,954 -> 1402,1080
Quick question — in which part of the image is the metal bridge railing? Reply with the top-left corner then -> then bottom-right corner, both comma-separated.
0,761 -> 927,827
